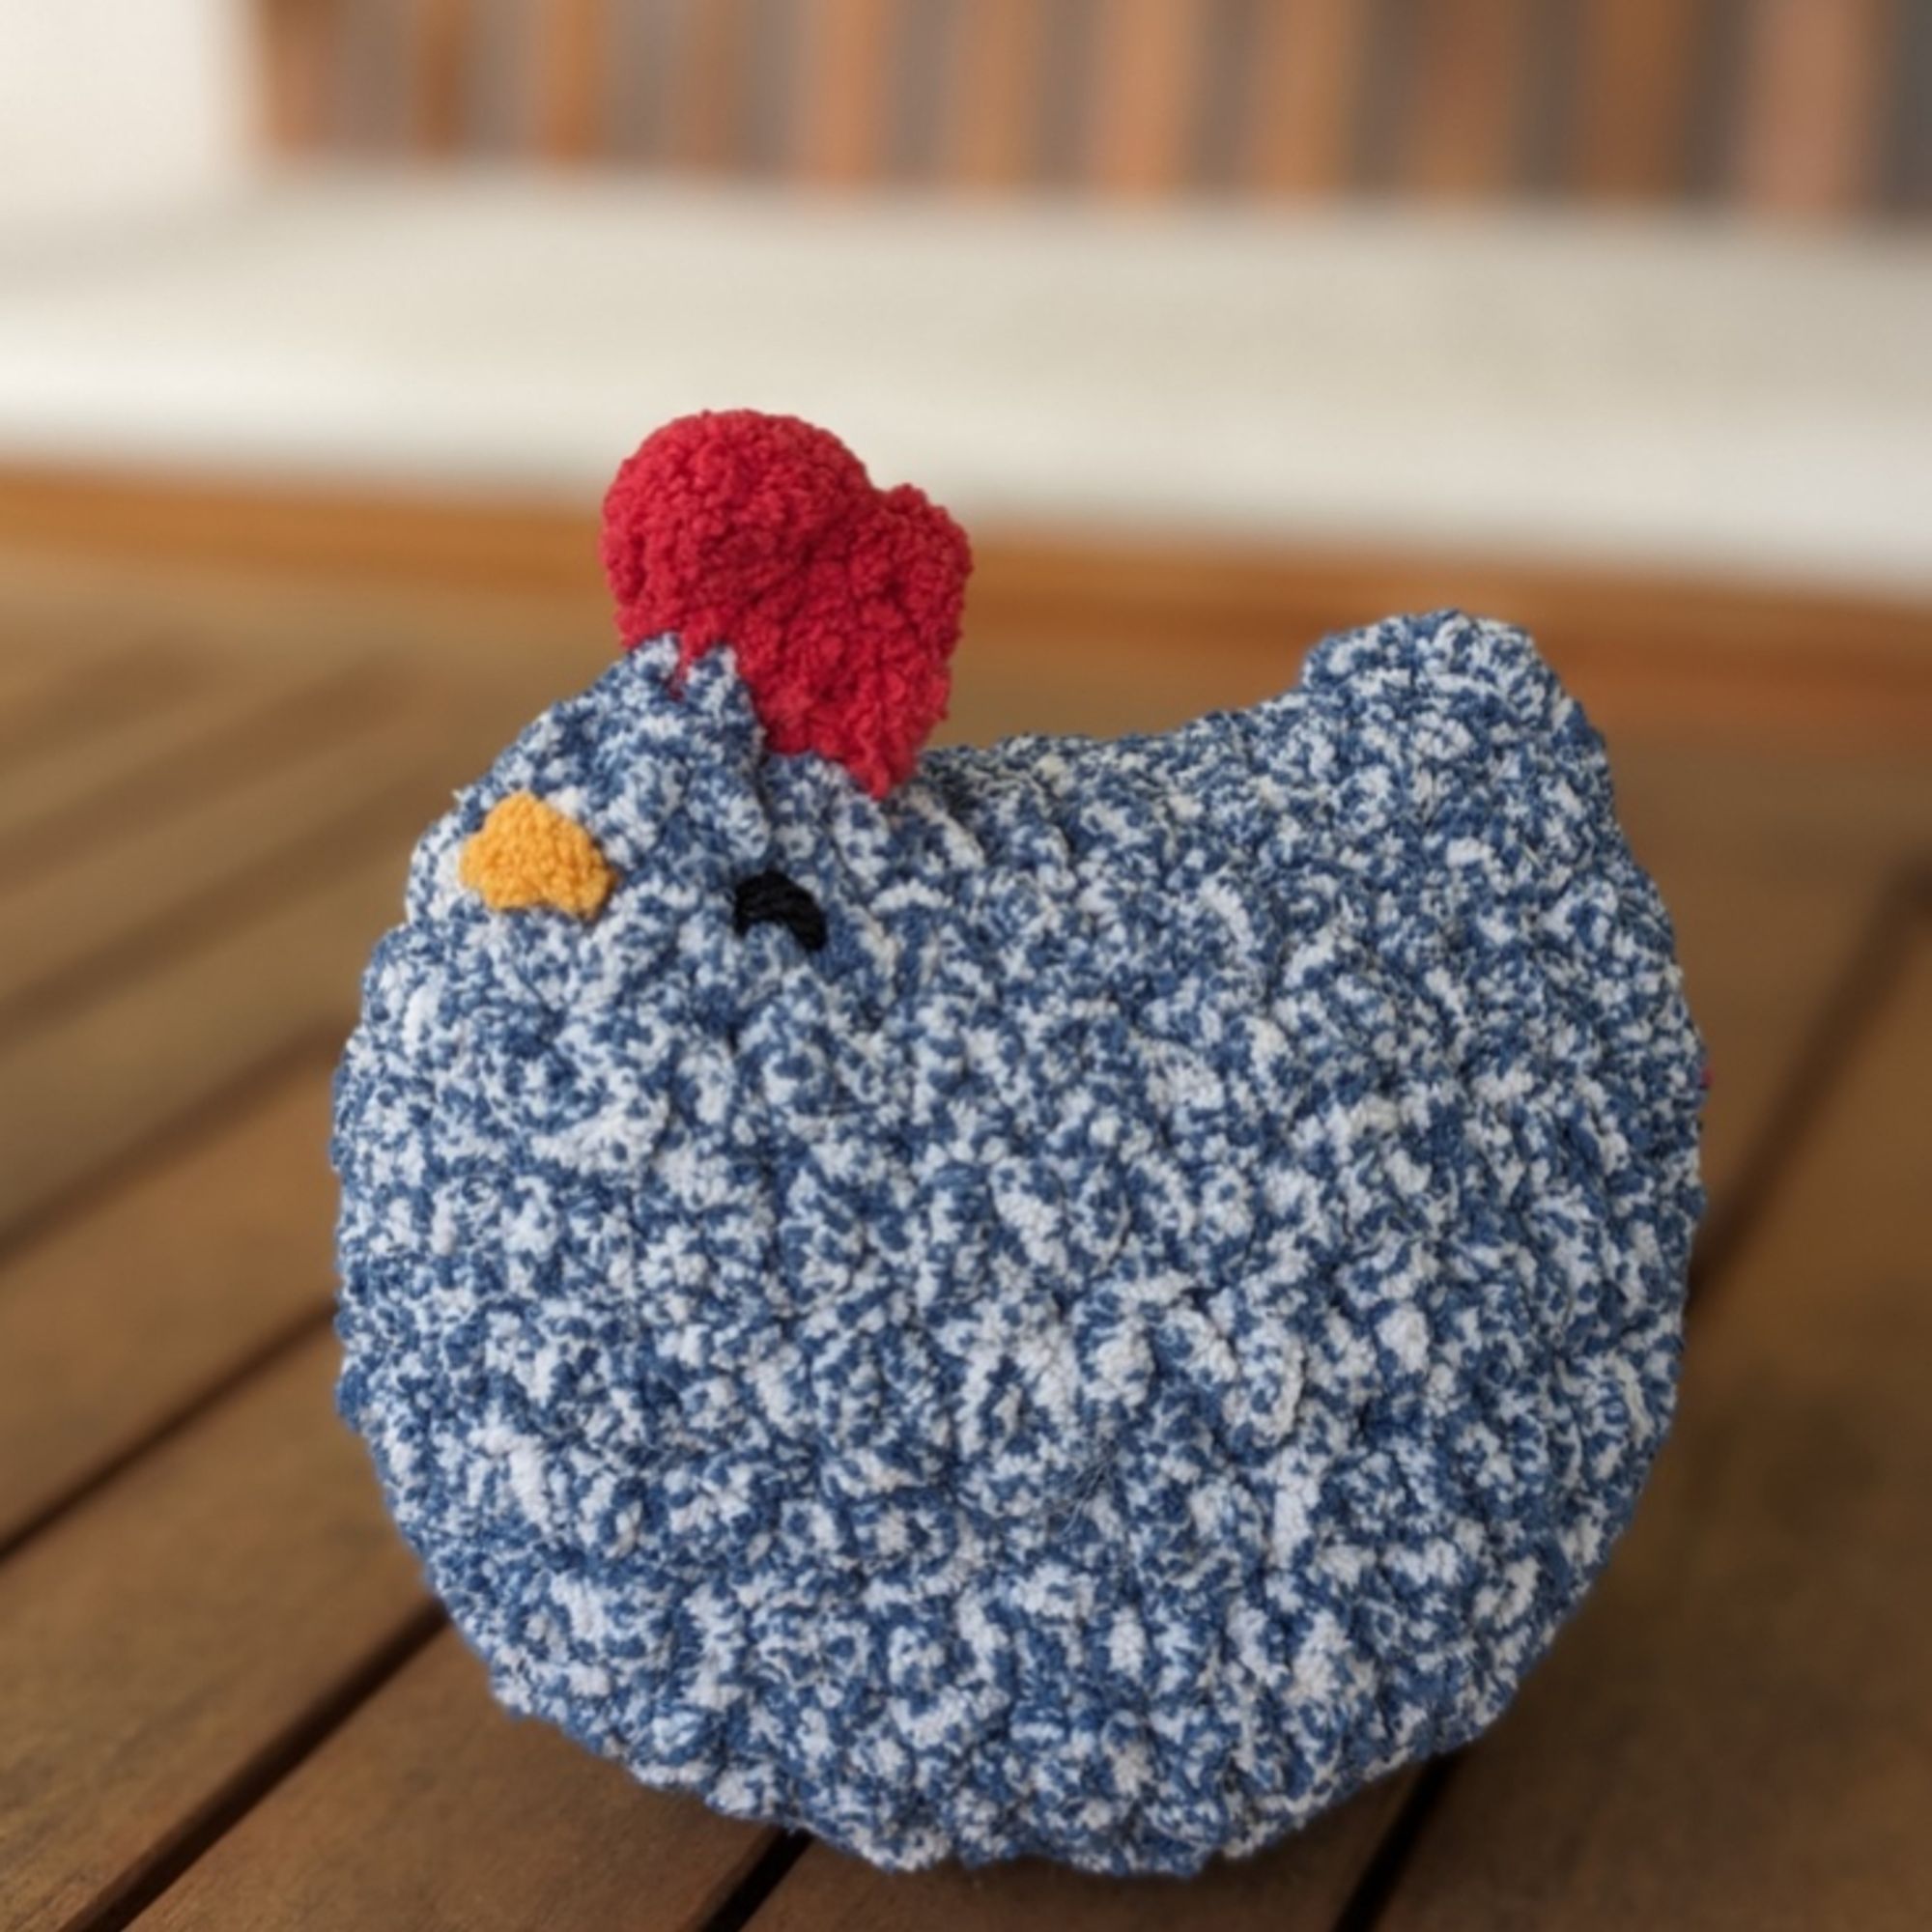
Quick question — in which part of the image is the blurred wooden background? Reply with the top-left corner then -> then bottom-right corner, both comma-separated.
256,0 -> 1931,214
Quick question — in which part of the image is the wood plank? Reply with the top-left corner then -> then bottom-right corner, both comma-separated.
0,636 -> 554,1242
1608,740 -> 1932,1211
254,0 -> 342,152
957,537 -> 1932,754
137,1630 -> 774,1931
1087,0 -> 1208,194
0,663 -> 388,878
1391,0 -> 1534,196
0,668 -> 259,846
0,648 -> 85,718
0,1056 -> 336,1552
796,0 -> 900,184
666,0 -> 752,170
756,1781 -> 1404,1930
0,547 -> 614,738
0,822 -> 415,1237
0,1333 -> 429,1932
408,0 -> 472,153
1569,0 -> 1706,199
537,0 -> 607,161
0,644 -> 204,776
1243,0 -> 1371,194
1734,0 -> 1896,213
0,715 -> 434,1035
1373,930 -> 1932,1930
5,469 -> 1930,751
944,0 -> 1044,188
0,465 -> 608,595
947,606 -> 1932,768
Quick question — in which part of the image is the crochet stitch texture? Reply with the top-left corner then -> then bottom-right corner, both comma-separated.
602,411 -> 970,797
334,611 -> 1704,1875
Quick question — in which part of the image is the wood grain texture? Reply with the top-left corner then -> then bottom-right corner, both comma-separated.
1087,0 -> 1208,194
408,0 -> 472,153
0,540 -> 613,711
0,645 -> 204,776
0,1335 -> 427,1932
0,668 -> 361,864
666,0 -> 753,169
6,474 -> 1928,751
945,0 -> 1045,187
537,0 -> 607,160
254,0 -> 340,151
1243,0 -> 1371,193
0,631 -> 561,1238
796,0 -> 900,183
138,1629 -> 775,1932
960,536 -> 1932,753
241,0 -> 1918,209
1734,0 -> 1896,213
0,1058 -> 336,1551
0,838 -> 412,1236
1569,0 -> 1707,198
0,717 -> 432,1036
1608,741 -> 1932,1210
752,1776 -> 1407,1931
0,653 -> 90,722
1374,930 -> 1932,1930
1391,0 -> 1534,196
0,466 -> 608,594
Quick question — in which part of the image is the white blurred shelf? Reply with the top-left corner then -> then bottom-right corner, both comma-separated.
1,172 -> 1928,593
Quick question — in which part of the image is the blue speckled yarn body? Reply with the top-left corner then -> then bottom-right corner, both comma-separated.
333,611 -> 1703,1874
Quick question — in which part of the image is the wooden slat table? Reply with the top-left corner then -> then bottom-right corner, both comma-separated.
1,554 -> 1928,1932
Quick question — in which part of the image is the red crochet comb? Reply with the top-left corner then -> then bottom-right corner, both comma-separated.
600,412 -> 972,798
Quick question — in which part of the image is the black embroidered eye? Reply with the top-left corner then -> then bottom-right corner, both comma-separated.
732,869 -> 828,952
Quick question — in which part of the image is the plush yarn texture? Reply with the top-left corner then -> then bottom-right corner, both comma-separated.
334,611 -> 1704,1875
460,791 -> 617,917
601,411 -> 971,797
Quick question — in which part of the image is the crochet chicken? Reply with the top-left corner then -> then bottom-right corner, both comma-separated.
334,412 -> 1704,1875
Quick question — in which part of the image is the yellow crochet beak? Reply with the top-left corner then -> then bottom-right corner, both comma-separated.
459,791 -> 616,919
